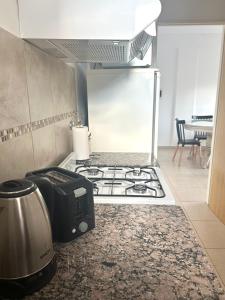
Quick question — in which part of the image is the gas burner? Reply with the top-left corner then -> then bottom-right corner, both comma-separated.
87,168 -> 100,176
133,168 -> 141,176
125,168 -> 152,179
132,184 -> 147,194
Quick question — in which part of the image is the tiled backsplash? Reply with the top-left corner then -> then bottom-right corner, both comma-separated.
0,111 -> 76,143
0,27 -> 77,181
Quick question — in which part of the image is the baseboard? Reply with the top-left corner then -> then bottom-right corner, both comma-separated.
158,146 -> 176,149
158,145 -> 201,150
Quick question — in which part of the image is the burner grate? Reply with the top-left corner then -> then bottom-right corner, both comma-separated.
75,165 -> 166,198
76,166 -> 104,178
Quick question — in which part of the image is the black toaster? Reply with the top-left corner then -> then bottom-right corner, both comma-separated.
26,167 -> 95,243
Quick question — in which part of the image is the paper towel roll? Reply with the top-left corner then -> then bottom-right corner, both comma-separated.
72,126 -> 89,160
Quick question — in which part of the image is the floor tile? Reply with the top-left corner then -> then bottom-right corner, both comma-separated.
182,202 -> 217,221
175,187 -> 207,202
182,215 -> 206,248
158,148 -> 225,289
207,249 -> 225,286
192,220 -> 225,249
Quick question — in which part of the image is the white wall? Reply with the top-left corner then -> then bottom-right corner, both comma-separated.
0,0 -> 20,36
157,25 -> 224,146
159,0 -> 225,24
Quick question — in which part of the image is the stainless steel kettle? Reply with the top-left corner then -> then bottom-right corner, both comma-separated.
0,179 -> 55,297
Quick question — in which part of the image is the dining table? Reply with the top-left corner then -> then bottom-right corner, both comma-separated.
184,120 -> 214,168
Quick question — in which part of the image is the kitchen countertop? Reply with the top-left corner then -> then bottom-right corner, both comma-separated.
27,204 -> 224,300
80,152 -> 156,167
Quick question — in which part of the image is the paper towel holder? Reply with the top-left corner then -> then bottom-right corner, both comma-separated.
69,120 -> 75,130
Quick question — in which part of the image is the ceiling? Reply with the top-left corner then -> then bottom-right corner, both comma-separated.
159,0 -> 225,25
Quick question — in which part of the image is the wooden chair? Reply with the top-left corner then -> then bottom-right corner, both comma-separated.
173,118 -> 201,166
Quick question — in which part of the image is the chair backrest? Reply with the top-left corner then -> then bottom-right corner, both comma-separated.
175,118 -> 186,143
192,115 -> 213,121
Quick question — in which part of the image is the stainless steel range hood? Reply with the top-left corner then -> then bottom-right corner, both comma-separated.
18,0 -> 162,63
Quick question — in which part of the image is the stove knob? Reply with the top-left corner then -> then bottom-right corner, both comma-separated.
79,221 -> 88,233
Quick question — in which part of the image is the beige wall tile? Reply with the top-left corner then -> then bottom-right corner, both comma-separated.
0,134 -> 34,181
192,220 -> 225,248
50,60 -> 76,115
32,125 -> 57,169
24,43 -> 54,121
54,119 -> 73,164
0,28 -> 30,130
0,28 -> 77,179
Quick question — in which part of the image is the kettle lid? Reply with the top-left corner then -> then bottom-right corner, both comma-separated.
0,179 -> 36,198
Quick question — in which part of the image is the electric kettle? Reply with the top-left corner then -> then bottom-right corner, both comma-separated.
0,179 -> 56,298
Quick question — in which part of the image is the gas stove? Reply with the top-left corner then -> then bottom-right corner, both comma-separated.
59,153 -> 175,205
75,165 -> 165,198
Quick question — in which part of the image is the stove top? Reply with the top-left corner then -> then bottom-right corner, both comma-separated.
75,165 -> 165,198
59,153 -> 175,204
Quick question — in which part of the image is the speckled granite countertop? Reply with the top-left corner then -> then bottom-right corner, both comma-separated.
82,152 -> 157,167
27,205 -> 224,300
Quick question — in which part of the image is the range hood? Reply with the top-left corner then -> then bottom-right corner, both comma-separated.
18,0 -> 162,63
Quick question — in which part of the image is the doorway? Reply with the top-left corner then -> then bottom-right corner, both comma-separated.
156,25 -> 224,204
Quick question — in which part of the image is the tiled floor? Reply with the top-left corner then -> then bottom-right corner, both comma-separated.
158,147 -> 225,288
